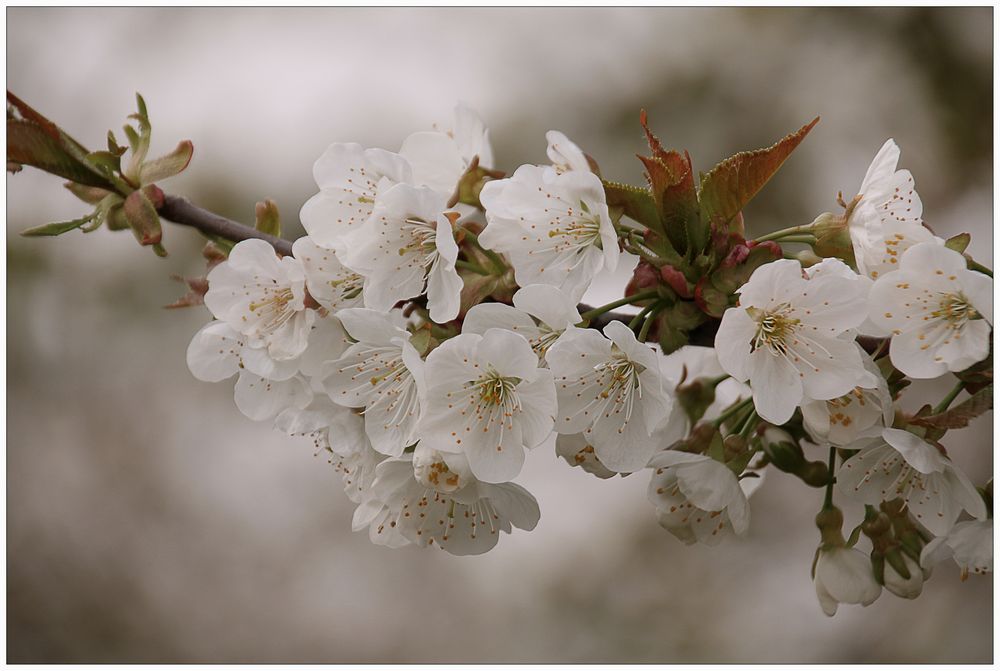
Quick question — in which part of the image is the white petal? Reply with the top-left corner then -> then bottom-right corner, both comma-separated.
234,372 -> 311,422
187,321 -> 243,382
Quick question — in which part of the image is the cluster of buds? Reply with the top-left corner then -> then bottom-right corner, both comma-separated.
9,94 -> 993,613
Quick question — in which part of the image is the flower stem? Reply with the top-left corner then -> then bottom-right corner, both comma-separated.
823,445 -> 837,510
775,234 -> 817,245
933,380 -> 965,414
455,259 -> 489,275
628,302 -> 656,330
713,397 -> 755,428
753,223 -> 815,243
460,227 -> 508,273
737,410 -> 759,439
967,257 -> 994,278
637,305 -> 660,341
579,290 -> 659,322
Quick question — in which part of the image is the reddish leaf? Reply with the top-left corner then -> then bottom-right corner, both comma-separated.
699,117 -> 819,232
910,386 -> 993,430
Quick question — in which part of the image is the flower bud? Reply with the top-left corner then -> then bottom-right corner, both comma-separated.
882,549 -> 928,599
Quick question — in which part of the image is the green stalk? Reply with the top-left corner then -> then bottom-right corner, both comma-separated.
753,223 -> 816,243
823,445 -> 837,510
455,259 -> 489,275
460,227 -> 508,273
713,397 -> 755,429
933,380 -> 965,414
579,290 -> 659,322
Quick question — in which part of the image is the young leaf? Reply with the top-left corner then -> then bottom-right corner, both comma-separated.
138,140 -> 194,184
65,182 -> 112,205
602,179 -> 659,230
7,91 -> 115,189
945,232 -> 971,254
123,188 -> 163,247
910,386 -> 993,430
254,199 -> 282,237
698,117 -> 819,233
21,212 -> 96,237
638,112 -> 702,256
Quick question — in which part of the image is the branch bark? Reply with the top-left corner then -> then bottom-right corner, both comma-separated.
158,194 -> 294,256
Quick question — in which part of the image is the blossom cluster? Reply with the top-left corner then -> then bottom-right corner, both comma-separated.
186,108 -> 992,613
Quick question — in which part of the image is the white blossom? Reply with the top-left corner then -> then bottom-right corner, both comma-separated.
555,433 -> 616,479
921,519 -> 992,580
204,239 -> 317,360
714,258 -> 877,424
291,236 -> 364,311
883,552 -> 930,599
801,354 -> 893,447
461,284 -> 581,361
813,546 -> 882,616
398,103 -> 493,195
339,183 -> 462,323
836,428 -> 986,536
547,321 -> 673,473
299,142 -> 413,252
848,139 -> 936,281
321,308 -> 424,457
187,317 -> 349,423
545,130 -> 591,175
352,446 -> 539,555
420,328 -> 557,483
479,164 -> 619,302
647,451 -> 753,545
870,242 -> 993,379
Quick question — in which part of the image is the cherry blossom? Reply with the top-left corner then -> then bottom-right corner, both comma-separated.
714,258 -> 877,424
352,447 -> 539,555
547,321 -> 673,473
545,130 -> 591,175
800,354 -> 894,447
813,546 -> 882,616
291,236 -> 364,311
321,308 -> 425,457
299,142 -> 413,252
921,519 -> 993,580
836,428 -> 986,536
420,328 -> 557,483
398,103 -> 494,196
461,284 -> 581,361
554,433 -> 616,479
869,242 -> 993,378
479,164 -> 618,302
647,451 -> 756,545
848,139 -> 936,281
882,552 -> 930,600
339,183 -> 462,323
203,238 -> 315,361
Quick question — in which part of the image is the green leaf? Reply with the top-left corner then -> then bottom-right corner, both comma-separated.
123,188 -> 163,247
86,149 -> 122,175
698,117 -> 819,233
21,212 -> 95,237
254,199 -> 282,237
139,140 -> 193,184
910,386 -> 993,430
602,180 -> 659,230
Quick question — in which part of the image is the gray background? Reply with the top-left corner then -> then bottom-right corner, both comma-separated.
7,7 -> 993,663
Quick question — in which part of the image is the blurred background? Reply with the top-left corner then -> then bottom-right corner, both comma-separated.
7,7 -> 993,663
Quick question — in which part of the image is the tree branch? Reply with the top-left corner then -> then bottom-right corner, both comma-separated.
158,194 -> 293,256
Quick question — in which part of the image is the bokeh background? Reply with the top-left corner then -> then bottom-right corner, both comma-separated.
7,7 -> 993,663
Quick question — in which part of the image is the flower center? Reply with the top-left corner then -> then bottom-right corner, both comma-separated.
473,368 -> 521,409
931,293 -> 978,328
399,217 -> 439,262
414,456 -> 466,493
749,304 -> 800,355
328,272 -> 364,301
532,324 -> 563,357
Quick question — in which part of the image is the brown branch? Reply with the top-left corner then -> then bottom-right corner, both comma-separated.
158,194 -> 293,256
